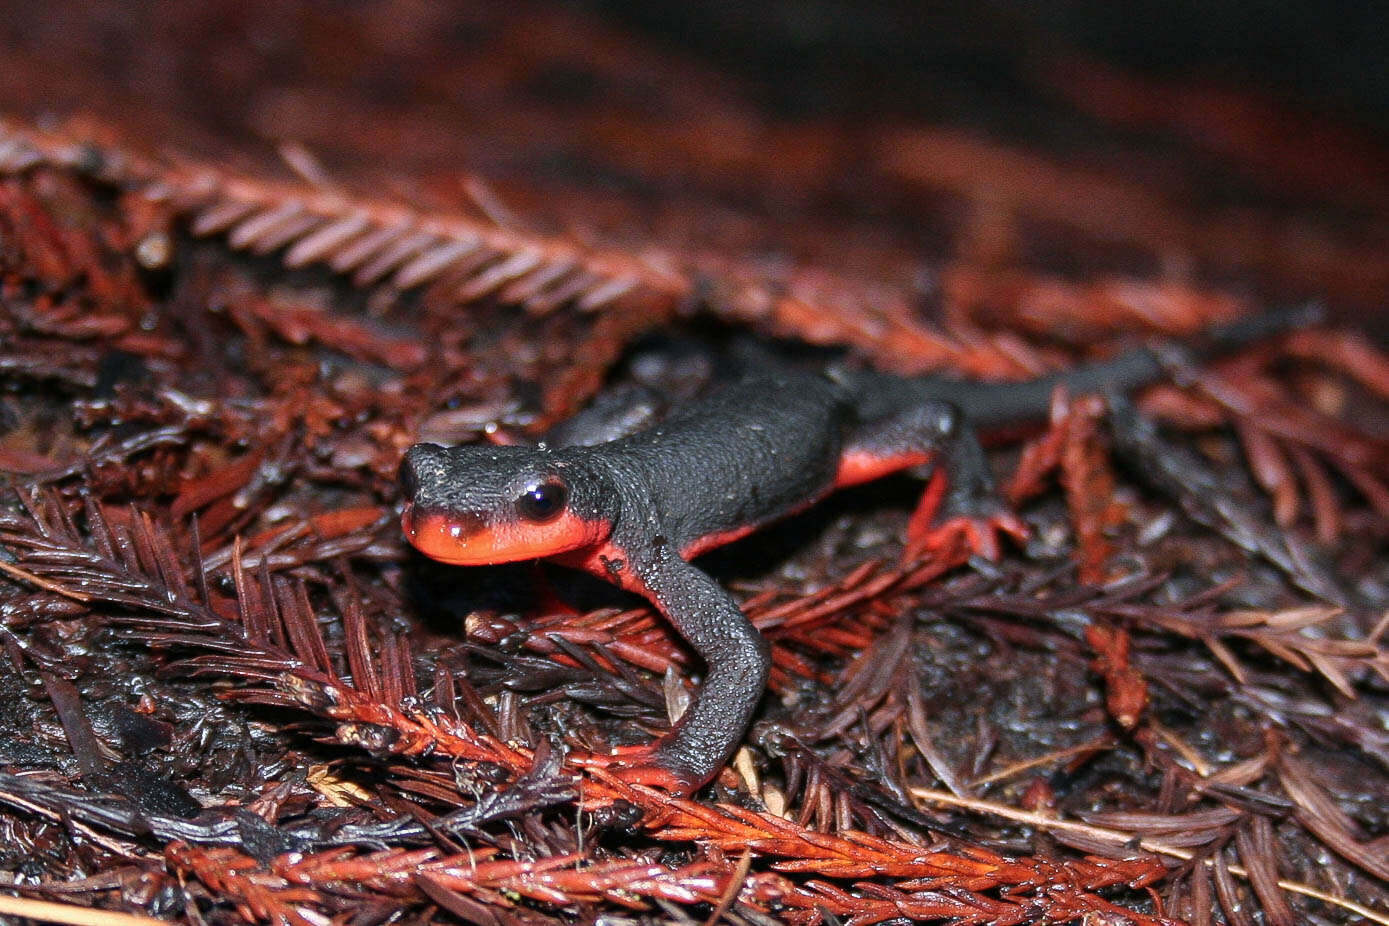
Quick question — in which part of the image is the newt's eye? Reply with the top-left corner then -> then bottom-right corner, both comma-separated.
515,480 -> 568,523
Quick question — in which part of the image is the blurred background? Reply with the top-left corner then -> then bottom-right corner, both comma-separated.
2,0 -> 1387,321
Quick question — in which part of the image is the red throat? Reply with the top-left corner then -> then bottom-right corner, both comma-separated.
401,504 -> 608,565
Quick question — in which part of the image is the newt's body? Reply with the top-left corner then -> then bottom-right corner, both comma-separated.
398,337 -> 1206,792
405,295 -> 1329,791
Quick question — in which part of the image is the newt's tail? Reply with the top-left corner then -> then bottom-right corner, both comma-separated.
927,302 -> 1322,428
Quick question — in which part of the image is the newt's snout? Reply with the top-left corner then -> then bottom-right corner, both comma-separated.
400,502 -> 490,563
398,442 -> 446,504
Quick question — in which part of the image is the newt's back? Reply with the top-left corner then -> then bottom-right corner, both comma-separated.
584,371 -> 851,552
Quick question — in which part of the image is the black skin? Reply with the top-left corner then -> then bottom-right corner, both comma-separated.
400,311 -> 1312,792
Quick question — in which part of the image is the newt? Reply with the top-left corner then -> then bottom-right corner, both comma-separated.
399,314 -> 1306,793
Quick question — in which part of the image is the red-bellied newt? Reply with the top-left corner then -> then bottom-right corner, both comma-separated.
399,308 -> 1314,793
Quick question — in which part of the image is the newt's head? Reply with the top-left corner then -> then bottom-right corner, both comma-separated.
399,443 -> 613,565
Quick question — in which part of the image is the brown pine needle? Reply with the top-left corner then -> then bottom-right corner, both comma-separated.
968,736 -> 1115,787
910,787 -> 1389,925
1147,718 -> 1214,777
0,558 -> 91,601
0,895 -> 168,926
701,850 -> 754,926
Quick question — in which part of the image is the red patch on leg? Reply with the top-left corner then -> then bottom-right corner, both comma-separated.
906,469 -> 949,541
835,449 -> 933,488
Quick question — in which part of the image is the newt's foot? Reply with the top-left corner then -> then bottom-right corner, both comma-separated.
906,511 -> 1028,561
572,743 -> 702,796
906,471 -> 1027,560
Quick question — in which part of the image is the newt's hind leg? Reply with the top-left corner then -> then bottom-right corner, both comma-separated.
903,423 -> 1027,560
840,401 -> 1026,560
543,384 -> 667,448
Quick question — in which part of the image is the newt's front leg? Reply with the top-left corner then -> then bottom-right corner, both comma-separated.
581,546 -> 770,793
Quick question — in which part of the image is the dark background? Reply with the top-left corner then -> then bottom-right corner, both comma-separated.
2,0 -> 1386,320
596,0 -> 1389,129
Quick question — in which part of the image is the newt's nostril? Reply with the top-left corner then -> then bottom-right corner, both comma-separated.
398,458 -> 418,500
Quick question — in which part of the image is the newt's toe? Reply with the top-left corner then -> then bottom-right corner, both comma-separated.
905,470 -> 1027,560
609,761 -> 697,795
907,511 -> 1028,561
572,742 -> 703,796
